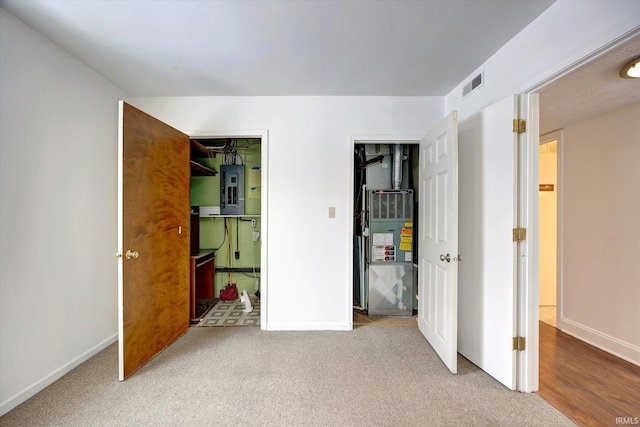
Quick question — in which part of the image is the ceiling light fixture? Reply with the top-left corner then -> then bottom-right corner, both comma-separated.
619,56 -> 640,79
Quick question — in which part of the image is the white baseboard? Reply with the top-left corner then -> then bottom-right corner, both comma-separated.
558,317 -> 640,367
265,322 -> 353,331
0,334 -> 118,417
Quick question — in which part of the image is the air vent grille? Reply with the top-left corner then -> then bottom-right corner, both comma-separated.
462,71 -> 484,98
370,190 -> 413,220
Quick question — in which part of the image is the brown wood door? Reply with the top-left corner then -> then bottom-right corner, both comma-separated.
118,102 -> 190,380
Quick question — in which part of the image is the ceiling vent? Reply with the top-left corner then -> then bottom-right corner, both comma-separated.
462,71 -> 484,98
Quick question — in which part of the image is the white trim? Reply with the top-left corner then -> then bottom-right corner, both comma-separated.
558,318 -> 640,367
521,26 -> 640,94
0,335 -> 117,416
117,101 -> 125,381
187,129 -> 269,331
517,93 -> 540,392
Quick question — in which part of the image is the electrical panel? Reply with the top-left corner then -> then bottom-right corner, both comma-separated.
220,165 -> 244,215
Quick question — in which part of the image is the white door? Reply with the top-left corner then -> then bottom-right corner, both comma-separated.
418,111 -> 459,373
457,95 -> 519,390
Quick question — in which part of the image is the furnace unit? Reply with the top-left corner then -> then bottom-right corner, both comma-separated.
366,189 -> 414,316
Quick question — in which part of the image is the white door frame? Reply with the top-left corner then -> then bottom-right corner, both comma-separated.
187,129 -> 269,330
539,130 -> 563,327
519,29 -> 640,392
348,134 -> 423,327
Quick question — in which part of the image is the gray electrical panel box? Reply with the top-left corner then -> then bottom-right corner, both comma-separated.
220,165 -> 244,215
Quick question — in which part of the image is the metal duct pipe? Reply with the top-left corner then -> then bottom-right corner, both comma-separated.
393,144 -> 403,189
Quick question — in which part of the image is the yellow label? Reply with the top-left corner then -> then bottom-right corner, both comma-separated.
400,242 -> 412,251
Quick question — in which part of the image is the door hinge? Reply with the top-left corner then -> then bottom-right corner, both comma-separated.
513,336 -> 526,351
512,227 -> 527,242
513,119 -> 526,134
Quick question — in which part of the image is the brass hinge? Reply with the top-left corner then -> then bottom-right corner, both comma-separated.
512,227 -> 527,242
513,119 -> 526,134
513,336 -> 526,351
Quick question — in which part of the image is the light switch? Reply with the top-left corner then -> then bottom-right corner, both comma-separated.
328,207 -> 336,218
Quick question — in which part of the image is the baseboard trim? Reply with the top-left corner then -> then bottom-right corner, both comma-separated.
558,317 -> 640,367
0,333 -> 118,416
265,322 -> 352,331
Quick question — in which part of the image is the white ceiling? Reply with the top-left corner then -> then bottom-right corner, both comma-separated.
3,0 -> 555,96
5,0 -> 638,132
538,33 -> 640,135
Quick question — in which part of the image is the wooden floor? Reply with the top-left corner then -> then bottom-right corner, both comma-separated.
353,309 -> 417,326
538,321 -> 640,426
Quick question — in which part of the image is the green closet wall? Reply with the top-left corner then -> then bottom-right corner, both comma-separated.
190,140 -> 261,297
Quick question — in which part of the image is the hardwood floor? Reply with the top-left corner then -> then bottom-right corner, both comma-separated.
538,321 -> 640,426
353,309 -> 417,326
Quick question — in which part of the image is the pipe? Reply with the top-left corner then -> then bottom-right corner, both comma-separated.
393,144 -> 402,189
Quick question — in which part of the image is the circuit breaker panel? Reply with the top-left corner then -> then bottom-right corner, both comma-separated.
220,165 -> 245,215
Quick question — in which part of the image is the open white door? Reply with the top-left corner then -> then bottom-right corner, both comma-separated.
457,95 -> 519,390
418,111 -> 459,373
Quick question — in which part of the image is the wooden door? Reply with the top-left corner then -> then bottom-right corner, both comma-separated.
418,111 -> 459,373
117,101 -> 190,380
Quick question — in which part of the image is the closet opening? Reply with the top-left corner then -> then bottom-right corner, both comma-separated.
189,137 -> 263,327
353,142 -> 420,324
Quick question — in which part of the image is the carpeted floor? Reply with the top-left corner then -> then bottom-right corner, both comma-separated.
0,325 -> 575,426
197,295 -> 260,327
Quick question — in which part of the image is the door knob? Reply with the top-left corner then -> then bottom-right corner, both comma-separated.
440,253 -> 451,262
125,250 -> 139,259
454,255 -> 463,262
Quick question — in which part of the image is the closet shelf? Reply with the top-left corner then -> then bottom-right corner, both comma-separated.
190,160 -> 217,176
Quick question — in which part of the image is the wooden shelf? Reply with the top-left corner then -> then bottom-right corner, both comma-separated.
190,160 -> 217,176
190,139 -> 213,158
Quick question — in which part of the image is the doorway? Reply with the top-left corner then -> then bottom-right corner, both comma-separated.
187,131 -> 269,330
538,133 -> 558,328
189,137 -> 263,326
352,139 -> 420,317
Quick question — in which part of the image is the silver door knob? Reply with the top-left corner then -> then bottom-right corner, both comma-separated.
125,250 -> 139,259
454,255 -> 463,262
440,254 -> 451,262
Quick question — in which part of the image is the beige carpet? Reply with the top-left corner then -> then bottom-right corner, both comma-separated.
0,326 -> 575,426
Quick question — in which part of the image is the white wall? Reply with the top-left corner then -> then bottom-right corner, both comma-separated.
129,96 -> 443,330
445,0 -> 640,388
0,9 -> 126,415
559,103 -> 640,365
446,1 -> 640,119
